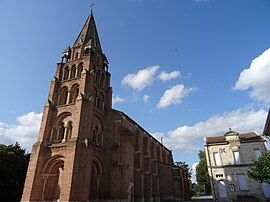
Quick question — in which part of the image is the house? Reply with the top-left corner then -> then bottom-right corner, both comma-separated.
204,130 -> 269,201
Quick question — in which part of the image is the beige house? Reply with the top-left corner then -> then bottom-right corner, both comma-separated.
204,130 -> 270,201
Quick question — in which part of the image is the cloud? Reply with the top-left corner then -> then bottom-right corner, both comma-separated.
112,95 -> 127,105
235,48 -> 270,104
158,71 -> 181,82
122,66 -> 160,91
143,94 -> 150,103
153,106 -> 267,152
156,84 -> 195,109
191,162 -> 199,183
0,112 -> 42,151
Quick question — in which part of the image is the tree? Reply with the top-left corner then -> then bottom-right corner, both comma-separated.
248,151 -> 270,184
0,143 -> 30,202
174,161 -> 192,180
195,150 -> 211,195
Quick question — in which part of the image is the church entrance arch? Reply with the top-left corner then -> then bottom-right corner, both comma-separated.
41,155 -> 65,201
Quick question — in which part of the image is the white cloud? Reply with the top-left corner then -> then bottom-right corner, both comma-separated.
235,48 -> 270,104
154,106 -> 267,152
156,84 -> 195,109
0,112 -> 42,151
121,66 -> 160,91
191,162 -> 199,183
158,71 -> 181,82
143,94 -> 150,103
112,95 -> 127,105
151,132 -> 165,141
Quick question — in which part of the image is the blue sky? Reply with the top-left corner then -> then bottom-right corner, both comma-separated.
0,0 -> 270,179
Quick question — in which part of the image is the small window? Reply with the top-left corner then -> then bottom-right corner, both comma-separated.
237,173 -> 248,190
213,152 -> 221,166
228,184 -> 236,192
233,151 -> 241,164
254,149 -> 261,159
216,174 -> 224,178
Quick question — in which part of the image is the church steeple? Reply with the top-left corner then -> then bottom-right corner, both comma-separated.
73,12 -> 102,53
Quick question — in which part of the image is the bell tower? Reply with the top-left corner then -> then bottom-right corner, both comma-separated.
22,12 -> 112,201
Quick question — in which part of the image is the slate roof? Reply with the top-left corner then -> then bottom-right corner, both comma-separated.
73,12 -> 103,53
205,131 -> 264,144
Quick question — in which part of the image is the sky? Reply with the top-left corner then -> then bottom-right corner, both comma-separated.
0,0 -> 270,182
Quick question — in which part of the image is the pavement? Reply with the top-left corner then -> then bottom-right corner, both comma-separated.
186,195 -> 213,201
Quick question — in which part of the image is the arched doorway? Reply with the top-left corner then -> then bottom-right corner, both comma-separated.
41,155 -> 65,201
89,158 -> 102,200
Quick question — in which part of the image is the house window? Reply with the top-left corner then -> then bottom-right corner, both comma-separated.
213,152 -> 221,166
228,184 -> 236,192
233,151 -> 241,164
254,149 -> 261,159
216,174 -> 224,178
237,173 -> 248,190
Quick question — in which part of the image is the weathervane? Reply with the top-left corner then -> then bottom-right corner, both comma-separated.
89,2 -> 95,13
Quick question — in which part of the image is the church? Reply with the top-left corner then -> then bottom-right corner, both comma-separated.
21,11 -> 191,202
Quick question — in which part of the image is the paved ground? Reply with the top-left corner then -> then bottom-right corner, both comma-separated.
186,196 -> 213,201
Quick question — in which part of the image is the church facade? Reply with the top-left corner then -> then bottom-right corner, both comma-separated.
21,12 -> 190,202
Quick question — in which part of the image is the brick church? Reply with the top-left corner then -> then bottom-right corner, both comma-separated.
21,11 -> 191,202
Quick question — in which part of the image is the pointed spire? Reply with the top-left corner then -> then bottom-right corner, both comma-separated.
73,12 -> 102,53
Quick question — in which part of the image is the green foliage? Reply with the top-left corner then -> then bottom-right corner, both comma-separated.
248,151 -> 270,184
195,150 -> 211,195
0,143 -> 30,202
174,161 -> 192,180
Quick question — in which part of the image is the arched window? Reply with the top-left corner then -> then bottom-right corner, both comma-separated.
63,66 -> 69,80
70,65 -> 76,79
96,93 -> 104,111
74,52 -> 79,60
92,117 -> 103,146
89,158 -> 102,200
84,47 -> 90,56
135,135 -> 139,151
143,137 -> 148,156
95,71 -> 100,83
66,122 -> 73,140
57,122 -> 65,143
77,63 -> 83,77
58,86 -> 68,105
150,142 -> 155,159
69,84 -> 79,104
51,113 -> 72,143
162,150 -> 166,163
156,146 -> 161,162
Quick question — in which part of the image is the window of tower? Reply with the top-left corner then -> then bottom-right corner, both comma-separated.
143,137 -> 148,156
70,65 -> 76,79
84,47 -> 90,56
75,52 -> 79,60
150,142 -> 155,159
156,146 -> 161,162
77,63 -> 83,77
63,66 -> 69,80
66,121 -> 73,140
51,113 -> 72,144
96,93 -> 104,111
69,84 -> 79,104
58,86 -> 68,105
92,117 -> 103,146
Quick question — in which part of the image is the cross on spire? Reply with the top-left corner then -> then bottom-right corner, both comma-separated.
89,2 -> 95,13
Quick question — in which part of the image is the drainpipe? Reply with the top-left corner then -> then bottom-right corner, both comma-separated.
205,142 -> 216,201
